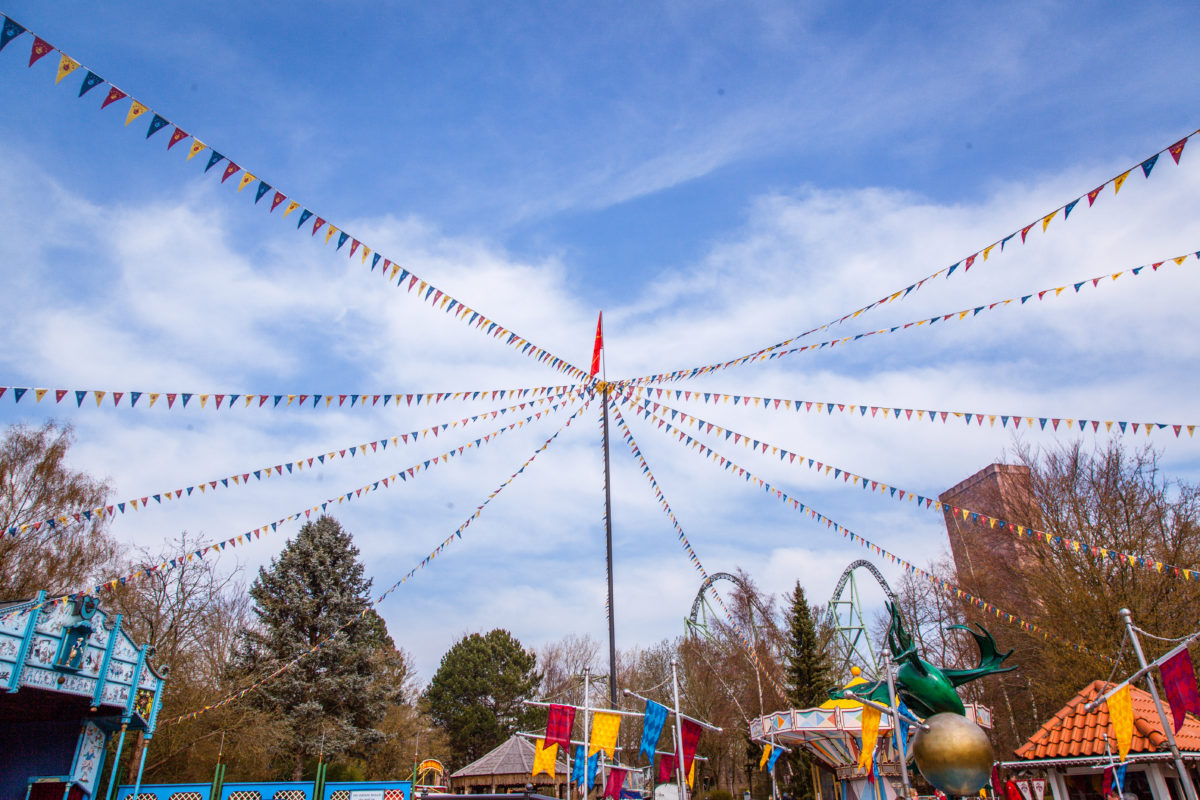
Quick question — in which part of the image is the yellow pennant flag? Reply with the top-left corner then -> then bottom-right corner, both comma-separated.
1113,170 -> 1131,195
237,172 -> 257,192
125,100 -> 148,126
187,139 -> 208,160
688,760 -> 695,788
1108,685 -> 1134,762
857,705 -> 881,772
56,54 -> 80,84
283,200 -> 300,217
589,711 -> 621,757
759,744 -> 773,771
532,738 -> 558,778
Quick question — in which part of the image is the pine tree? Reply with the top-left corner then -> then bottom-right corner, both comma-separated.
422,629 -> 541,769
784,582 -> 829,707
232,515 -> 395,779
782,582 -> 831,800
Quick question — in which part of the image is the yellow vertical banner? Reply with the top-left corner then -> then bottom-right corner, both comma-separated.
857,705 -> 881,772
759,744 -> 773,771
1108,685 -> 1134,761
589,711 -> 621,757
532,738 -> 558,777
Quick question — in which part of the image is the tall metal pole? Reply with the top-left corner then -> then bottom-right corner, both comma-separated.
600,335 -> 617,707
584,668 -> 592,800
1121,607 -> 1200,800
671,658 -> 689,800
883,650 -> 912,799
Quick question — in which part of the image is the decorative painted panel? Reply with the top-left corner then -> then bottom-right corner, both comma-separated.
72,721 -> 107,796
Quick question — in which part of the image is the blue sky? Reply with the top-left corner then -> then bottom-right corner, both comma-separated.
1,1 -> 1199,691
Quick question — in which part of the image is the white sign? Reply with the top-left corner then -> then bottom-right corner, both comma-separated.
351,791 -> 384,800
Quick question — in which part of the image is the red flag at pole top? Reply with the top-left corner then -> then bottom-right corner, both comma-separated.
590,311 -> 604,378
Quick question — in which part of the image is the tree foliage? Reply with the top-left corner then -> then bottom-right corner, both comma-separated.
1010,442 -> 1200,741
783,581 -> 831,709
232,515 -> 399,778
0,421 -> 118,601
105,532 -> 291,782
782,581 -> 833,800
422,629 -> 541,769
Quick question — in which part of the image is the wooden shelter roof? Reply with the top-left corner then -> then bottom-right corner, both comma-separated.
451,735 -> 568,780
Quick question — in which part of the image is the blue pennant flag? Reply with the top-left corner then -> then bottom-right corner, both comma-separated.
587,751 -> 601,787
79,71 -> 103,97
571,745 -> 586,786
146,114 -> 169,138
205,151 -> 224,173
767,747 -> 782,772
0,17 -> 26,52
896,700 -> 912,757
640,700 -> 669,760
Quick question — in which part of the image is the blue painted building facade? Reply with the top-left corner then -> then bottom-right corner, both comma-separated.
0,594 -> 166,800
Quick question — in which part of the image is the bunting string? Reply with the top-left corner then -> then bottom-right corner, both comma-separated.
616,397 -> 1111,662
622,383 -> 1197,440
0,15 -> 589,382
628,394 -> 1200,585
4,389 -> 584,540
0,382 -> 579,411
3,396 -> 581,619
621,247 -> 1200,386
607,401 -> 789,703
160,398 -> 591,727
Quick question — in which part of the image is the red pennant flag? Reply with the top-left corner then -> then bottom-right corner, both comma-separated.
101,86 -> 127,109
657,753 -> 677,784
1169,138 -> 1188,164
167,127 -> 189,149
220,161 -> 241,183
1160,648 -> 1200,732
590,311 -> 604,378
28,37 -> 52,67
679,718 -> 702,775
603,769 -> 626,800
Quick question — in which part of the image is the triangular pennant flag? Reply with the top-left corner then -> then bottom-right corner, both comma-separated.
55,54 -> 79,84
124,100 -> 148,126
0,17 -> 27,53
101,86 -> 127,109
28,36 -> 52,67
78,70 -> 104,97
146,113 -> 169,138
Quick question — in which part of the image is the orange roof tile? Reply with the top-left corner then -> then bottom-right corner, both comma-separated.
1014,679 -> 1200,760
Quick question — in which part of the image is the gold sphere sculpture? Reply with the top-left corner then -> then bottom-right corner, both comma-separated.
912,712 -> 994,796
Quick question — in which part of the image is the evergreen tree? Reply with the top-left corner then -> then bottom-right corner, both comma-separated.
422,629 -> 541,768
232,515 -> 395,779
784,582 -> 829,707
782,582 -> 831,800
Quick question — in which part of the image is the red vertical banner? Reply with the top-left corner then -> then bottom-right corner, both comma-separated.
1161,648 -> 1200,732
680,718 -> 702,775
544,703 -> 576,749
590,311 -> 604,378
603,769 -> 625,799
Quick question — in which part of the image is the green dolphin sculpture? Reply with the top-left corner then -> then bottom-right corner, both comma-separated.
835,601 -> 1016,718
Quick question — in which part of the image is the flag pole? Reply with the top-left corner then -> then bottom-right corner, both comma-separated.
598,310 -> 618,708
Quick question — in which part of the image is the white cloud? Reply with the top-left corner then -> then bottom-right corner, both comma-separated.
1,123 -> 1199,684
